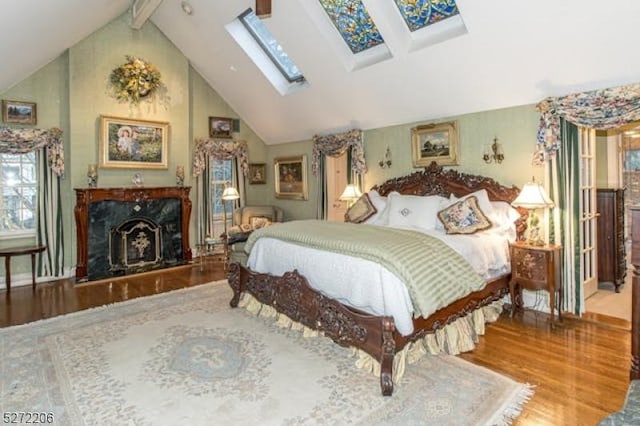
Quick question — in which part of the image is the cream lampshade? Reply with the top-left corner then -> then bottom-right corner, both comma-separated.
511,179 -> 554,246
221,184 -> 240,236
339,184 -> 362,207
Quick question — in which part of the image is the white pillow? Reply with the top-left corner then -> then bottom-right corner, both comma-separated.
386,193 -> 446,231
490,201 -> 521,227
364,190 -> 398,226
364,190 -> 387,225
449,189 -> 494,218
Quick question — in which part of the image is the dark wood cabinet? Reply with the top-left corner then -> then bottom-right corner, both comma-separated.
597,188 -> 626,292
509,242 -> 562,323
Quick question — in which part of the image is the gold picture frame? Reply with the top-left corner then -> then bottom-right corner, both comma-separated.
249,163 -> 266,184
208,116 -> 233,139
99,115 -> 169,169
411,121 -> 459,167
2,100 -> 37,125
274,155 -> 308,200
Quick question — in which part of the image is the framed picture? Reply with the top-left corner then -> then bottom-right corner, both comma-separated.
2,100 -> 37,125
209,116 -> 233,139
274,155 -> 308,200
411,121 -> 459,167
249,163 -> 266,184
99,115 -> 169,169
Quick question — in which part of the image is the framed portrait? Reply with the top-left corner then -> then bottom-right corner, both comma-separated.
99,115 -> 169,169
209,116 -> 233,139
411,121 -> 459,167
274,155 -> 308,200
2,100 -> 37,125
249,163 -> 266,184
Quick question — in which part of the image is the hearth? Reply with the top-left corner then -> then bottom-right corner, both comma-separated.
75,187 -> 192,282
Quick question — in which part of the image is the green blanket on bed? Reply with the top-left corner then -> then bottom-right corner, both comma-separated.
245,220 -> 485,318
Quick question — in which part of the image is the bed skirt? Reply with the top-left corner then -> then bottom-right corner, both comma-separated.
238,292 -> 503,383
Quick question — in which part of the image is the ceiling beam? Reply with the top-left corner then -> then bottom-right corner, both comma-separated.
130,0 -> 163,29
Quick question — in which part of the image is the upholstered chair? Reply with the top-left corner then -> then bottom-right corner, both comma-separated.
227,205 -> 284,266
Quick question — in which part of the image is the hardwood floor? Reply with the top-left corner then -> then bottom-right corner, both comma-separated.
1,259 -> 631,425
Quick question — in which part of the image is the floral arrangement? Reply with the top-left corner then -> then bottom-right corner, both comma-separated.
109,55 -> 165,105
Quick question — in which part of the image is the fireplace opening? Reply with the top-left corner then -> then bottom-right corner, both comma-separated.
109,218 -> 162,273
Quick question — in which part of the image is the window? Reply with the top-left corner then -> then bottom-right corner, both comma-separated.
209,159 -> 233,236
299,0 -> 391,71
227,8 -> 308,95
394,0 -> 460,32
0,152 -> 37,237
239,9 -> 305,83
318,0 -> 385,54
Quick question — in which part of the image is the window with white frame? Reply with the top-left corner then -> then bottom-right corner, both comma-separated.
226,8 -> 308,96
0,152 -> 37,237
209,159 -> 233,236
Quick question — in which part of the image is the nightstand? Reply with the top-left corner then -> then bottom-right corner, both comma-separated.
509,242 -> 563,322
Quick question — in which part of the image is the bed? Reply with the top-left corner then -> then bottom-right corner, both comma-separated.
227,162 -> 527,396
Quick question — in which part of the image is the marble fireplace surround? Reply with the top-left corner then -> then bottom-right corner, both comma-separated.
74,187 -> 192,282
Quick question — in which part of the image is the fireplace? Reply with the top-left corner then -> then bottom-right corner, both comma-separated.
74,187 -> 192,282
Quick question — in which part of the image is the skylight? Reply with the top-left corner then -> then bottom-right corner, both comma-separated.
318,0 -> 385,54
238,9 -> 305,83
227,8 -> 308,95
394,0 -> 460,32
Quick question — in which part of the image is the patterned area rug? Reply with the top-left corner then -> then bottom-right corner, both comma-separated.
1,281 -> 533,425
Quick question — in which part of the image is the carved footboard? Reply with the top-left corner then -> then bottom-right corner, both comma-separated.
227,262 -> 398,395
227,262 -> 509,396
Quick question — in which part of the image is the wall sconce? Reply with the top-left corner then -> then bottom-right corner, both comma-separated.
483,137 -> 505,164
379,146 -> 392,169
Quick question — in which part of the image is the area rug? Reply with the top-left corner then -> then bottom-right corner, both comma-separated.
1,281 -> 533,425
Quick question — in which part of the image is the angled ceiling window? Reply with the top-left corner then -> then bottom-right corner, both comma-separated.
391,0 -> 467,52
318,0 -> 385,54
227,8 -> 308,95
394,0 -> 460,32
238,9 -> 305,83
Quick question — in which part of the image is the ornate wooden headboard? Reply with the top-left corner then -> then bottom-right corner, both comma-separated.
370,162 -> 528,240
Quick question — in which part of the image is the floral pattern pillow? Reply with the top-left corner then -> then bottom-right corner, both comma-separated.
437,195 -> 492,234
345,193 -> 377,223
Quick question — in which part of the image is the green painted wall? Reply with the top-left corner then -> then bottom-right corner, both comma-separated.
0,12 -> 268,279
0,10 -> 549,279
268,104 -> 544,220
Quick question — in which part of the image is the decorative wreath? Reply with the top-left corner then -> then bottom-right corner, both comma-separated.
109,55 -> 164,105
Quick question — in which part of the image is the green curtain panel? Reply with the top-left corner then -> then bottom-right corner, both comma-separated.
548,118 -> 581,314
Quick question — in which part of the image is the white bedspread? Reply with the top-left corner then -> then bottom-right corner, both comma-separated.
247,227 -> 512,336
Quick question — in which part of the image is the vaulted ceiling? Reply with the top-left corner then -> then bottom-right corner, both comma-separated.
4,0 -> 640,144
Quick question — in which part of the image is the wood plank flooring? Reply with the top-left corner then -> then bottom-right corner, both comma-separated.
1,259 -> 631,425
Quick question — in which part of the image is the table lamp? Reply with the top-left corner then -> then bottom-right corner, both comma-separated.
339,184 -> 362,208
222,184 -> 240,236
511,179 -> 554,246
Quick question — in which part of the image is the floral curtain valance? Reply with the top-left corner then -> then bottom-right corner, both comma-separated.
192,138 -> 249,177
536,83 -> 640,161
0,127 -> 65,176
312,128 -> 367,176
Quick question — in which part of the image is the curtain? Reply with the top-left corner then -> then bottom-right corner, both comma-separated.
548,119 -> 581,314
0,127 -> 65,279
311,129 -> 366,219
37,151 -> 64,277
193,138 -> 248,242
536,82 -> 640,315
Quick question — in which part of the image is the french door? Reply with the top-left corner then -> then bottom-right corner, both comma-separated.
580,128 -> 598,299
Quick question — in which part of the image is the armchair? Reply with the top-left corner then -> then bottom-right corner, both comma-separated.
226,205 -> 284,266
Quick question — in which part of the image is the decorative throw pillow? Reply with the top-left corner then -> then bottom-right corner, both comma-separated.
437,195 -> 492,234
249,216 -> 272,229
386,193 -> 446,231
345,193 -> 377,223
